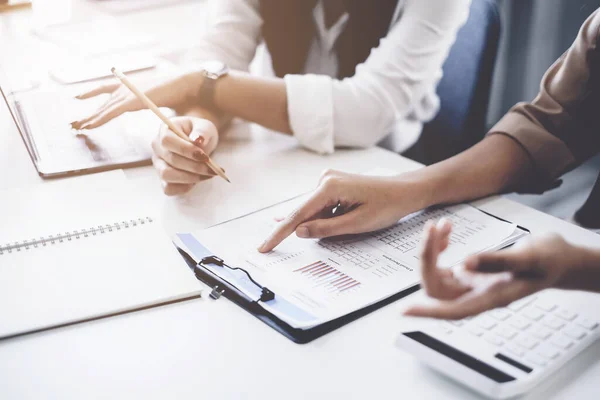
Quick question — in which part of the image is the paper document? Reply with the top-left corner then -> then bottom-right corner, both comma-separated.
190,196 -> 527,329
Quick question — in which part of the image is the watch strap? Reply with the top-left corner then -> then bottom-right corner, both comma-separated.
197,74 -> 218,112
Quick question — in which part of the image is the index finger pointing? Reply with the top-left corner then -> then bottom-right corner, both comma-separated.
258,191 -> 335,253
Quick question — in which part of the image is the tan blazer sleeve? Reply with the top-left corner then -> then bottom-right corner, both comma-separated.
488,9 -> 600,192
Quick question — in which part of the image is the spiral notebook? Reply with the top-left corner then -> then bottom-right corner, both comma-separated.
0,172 -> 202,340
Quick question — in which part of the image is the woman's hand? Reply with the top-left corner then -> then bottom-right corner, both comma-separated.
71,72 -> 202,130
404,220 -> 597,320
152,116 -> 219,196
258,170 -> 429,253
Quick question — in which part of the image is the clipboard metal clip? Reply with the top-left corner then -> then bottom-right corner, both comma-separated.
200,256 -> 276,303
209,285 -> 225,300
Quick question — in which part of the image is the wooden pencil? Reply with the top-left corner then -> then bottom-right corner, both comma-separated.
111,67 -> 230,183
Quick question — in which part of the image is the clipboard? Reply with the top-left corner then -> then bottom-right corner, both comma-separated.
176,239 -> 420,344
176,210 -> 530,345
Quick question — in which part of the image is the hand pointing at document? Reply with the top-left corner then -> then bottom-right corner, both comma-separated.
257,170 -> 429,253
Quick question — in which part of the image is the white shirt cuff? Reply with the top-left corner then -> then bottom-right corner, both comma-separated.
284,74 -> 335,155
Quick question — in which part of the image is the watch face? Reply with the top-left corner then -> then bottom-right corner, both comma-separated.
202,60 -> 229,78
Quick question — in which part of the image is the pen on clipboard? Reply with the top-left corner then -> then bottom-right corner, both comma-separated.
110,67 -> 231,183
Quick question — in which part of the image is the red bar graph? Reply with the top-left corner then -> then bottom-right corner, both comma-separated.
294,261 -> 361,293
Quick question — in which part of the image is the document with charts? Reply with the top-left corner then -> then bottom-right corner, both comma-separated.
189,196 -> 528,329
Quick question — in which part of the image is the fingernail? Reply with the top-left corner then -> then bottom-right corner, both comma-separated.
189,131 -> 204,146
193,151 -> 208,162
296,226 -> 309,238
438,217 -> 452,231
257,241 -> 267,252
75,94 -> 83,99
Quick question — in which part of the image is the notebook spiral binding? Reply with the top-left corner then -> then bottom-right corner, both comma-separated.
0,217 -> 153,256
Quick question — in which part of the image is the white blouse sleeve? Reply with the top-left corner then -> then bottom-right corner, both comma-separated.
186,0 -> 262,71
285,0 -> 472,154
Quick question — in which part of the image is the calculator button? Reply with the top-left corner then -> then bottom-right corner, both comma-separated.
484,334 -> 504,346
495,326 -> 518,340
475,316 -> 497,330
576,318 -> 599,331
437,322 -> 454,334
530,326 -> 553,340
516,335 -> 539,350
543,317 -> 566,330
505,343 -> 525,358
537,345 -> 560,360
564,326 -> 587,340
509,316 -> 531,331
523,308 -> 544,321
554,308 -> 577,321
467,326 -> 485,337
526,354 -> 547,367
508,296 -> 537,312
490,309 -> 511,321
450,320 -> 465,327
550,335 -> 573,350
535,300 -> 557,312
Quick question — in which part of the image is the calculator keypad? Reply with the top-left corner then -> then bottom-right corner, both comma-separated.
435,296 -> 599,371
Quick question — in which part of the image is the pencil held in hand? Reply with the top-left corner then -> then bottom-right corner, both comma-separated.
110,67 -> 230,183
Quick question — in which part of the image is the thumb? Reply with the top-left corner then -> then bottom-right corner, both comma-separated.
188,119 -> 219,153
296,210 -> 365,239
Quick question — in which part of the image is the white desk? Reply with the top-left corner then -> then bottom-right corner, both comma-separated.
1,2 -> 600,399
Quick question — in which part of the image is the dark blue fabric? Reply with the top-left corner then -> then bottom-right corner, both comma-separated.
405,0 -> 501,165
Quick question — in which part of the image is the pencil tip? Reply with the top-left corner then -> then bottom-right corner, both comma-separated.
110,67 -> 116,73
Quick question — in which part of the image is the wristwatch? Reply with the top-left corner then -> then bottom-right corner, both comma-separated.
196,60 -> 229,111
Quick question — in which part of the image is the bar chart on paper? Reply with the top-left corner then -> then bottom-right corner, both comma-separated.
294,261 -> 362,295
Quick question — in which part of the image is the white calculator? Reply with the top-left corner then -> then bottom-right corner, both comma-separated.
396,290 -> 600,399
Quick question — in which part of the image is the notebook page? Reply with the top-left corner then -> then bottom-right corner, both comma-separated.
0,171 -> 144,245
192,196 -> 518,328
0,173 -> 201,339
0,220 -> 200,339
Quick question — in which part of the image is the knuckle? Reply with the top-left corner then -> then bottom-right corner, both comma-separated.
320,168 -> 335,179
310,225 -> 327,238
322,175 -> 342,188
158,165 -> 172,181
159,131 -> 171,148
163,152 -> 176,166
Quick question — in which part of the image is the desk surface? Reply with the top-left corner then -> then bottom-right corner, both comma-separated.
1,2 -> 600,399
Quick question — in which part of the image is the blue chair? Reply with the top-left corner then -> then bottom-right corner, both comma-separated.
404,0 -> 501,165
